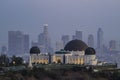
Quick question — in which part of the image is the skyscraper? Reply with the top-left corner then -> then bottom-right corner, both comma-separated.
8,31 -> 29,56
38,24 -> 52,53
97,28 -> 103,49
23,34 -> 29,53
72,31 -> 82,40
38,33 -> 44,45
43,24 -> 51,53
55,41 -> 64,51
75,31 -> 82,40
8,31 -> 24,55
88,34 -> 94,48
109,40 -> 116,51
61,35 -> 70,47
72,35 -> 76,40
1,46 -> 7,54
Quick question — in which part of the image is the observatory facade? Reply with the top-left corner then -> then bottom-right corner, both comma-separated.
29,40 -> 98,66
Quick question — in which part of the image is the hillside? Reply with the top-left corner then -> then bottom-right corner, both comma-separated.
0,66 -> 120,80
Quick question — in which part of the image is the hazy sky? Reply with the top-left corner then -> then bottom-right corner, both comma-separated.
0,0 -> 120,49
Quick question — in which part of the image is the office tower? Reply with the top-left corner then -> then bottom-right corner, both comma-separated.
8,31 -> 24,55
38,24 -> 52,53
75,31 -> 82,40
43,24 -> 51,53
97,28 -> 103,48
37,34 -> 45,53
72,31 -> 82,40
38,33 -> 44,45
88,34 -> 94,48
109,40 -> 116,51
1,46 -> 7,54
72,35 -> 76,40
23,35 -> 29,53
43,24 -> 49,37
56,41 -> 64,51
61,35 -> 70,47
8,31 -> 29,56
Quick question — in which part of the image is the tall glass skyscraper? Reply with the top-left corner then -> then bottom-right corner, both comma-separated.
97,28 -> 103,49
38,24 -> 52,53
23,34 -> 29,53
88,34 -> 94,48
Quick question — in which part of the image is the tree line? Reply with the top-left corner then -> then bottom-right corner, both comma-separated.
0,54 -> 23,67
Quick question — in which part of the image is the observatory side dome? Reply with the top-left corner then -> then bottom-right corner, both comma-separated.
85,47 -> 96,55
30,46 -> 40,54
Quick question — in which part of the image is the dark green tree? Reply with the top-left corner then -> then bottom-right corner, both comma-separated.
11,55 -> 23,66
0,54 -> 9,67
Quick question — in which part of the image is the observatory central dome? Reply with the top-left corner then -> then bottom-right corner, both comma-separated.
64,39 -> 88,51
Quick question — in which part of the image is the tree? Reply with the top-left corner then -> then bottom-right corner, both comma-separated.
0,54 -> 9,67
11,55 -> 23,66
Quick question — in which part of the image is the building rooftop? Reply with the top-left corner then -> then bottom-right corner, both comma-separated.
64,39 -> 88,51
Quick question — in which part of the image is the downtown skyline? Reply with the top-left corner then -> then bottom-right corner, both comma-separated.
0,0 -> 120,51
1,26 -> 120,54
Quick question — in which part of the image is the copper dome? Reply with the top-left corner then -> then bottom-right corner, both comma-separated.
64,39 -> 88,51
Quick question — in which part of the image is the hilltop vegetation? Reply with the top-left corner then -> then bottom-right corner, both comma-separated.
0,66 -> 120,80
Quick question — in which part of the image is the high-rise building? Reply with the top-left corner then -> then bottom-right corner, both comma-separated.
75,31 -> 82,40
23,35 -> 29,53
97,28 -> 103,48
43,24 -> 51,53
109,40 -> 116,51
38,24 -> 52,53
55,41 -> 64,51
8,31 -> 24,55
88,34 -> 94,48
72,31 -> 82,40
72,35 -> 76,40
38,33 -> 44,45
8,31 -> 29,56
1,46 -> 7,54
61,35 -> 70,47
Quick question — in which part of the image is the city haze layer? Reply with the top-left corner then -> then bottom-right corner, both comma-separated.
0,0 -> 120,49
